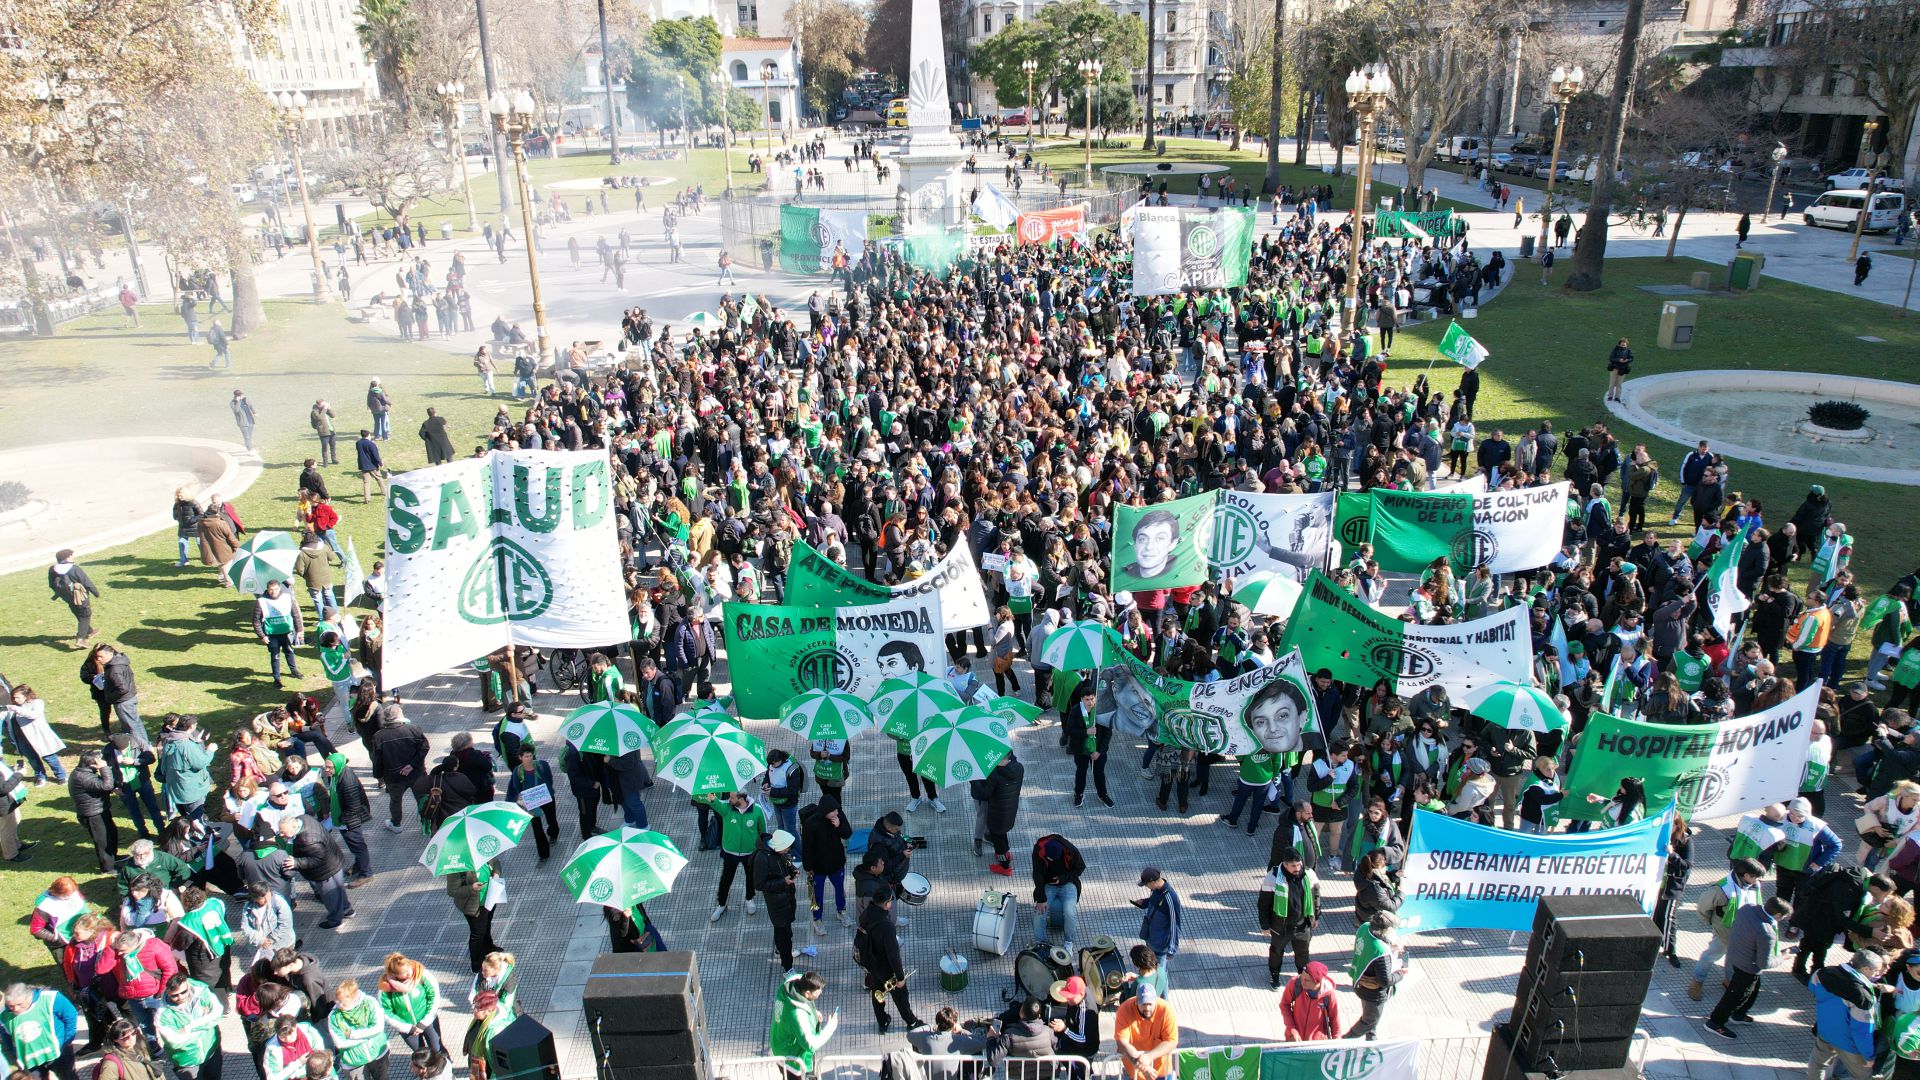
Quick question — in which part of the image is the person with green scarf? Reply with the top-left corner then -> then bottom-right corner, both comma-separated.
154,974 -> 222,1080
769,971 -> 837,1080
587,652 -> 624,705
1265,847 -> 1321,989
378,954 -> 445,1057
1344,912 -> 1406,1040
327,978 -> 390,1080
168,885 -> 232,992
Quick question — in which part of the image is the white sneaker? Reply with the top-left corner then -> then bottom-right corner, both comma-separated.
813,920 -> 826,937
839,909 -> 853,927
931,798 -> 948,813
383,821 -> 403,833
905,798 -> 922,813
710,905 -> 726,923
746,898 -> 758,916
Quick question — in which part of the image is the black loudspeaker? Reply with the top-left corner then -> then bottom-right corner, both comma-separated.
585,951 -> 711,1080
489,1015 -> 561,1080
1490,895 -> 1658,1075
1481,1025 -> 1642,1080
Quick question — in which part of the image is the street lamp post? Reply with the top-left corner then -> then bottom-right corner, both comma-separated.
273,91 -> 332,302
1079,58 -> 1103,178
1022,59 -> 1039,151
1848,120 -> 1881,262
760,65 -> 778,149
1761,142 -> 1787,223
1341,64 -> 1391,321
488,90 -> 552,366
437,81 -> 478,232
713,71 -> 735,192
1537,64 -> 1584,259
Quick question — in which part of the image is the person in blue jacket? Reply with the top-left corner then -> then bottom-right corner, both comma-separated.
1808,949 -> 1887,1078
1133,868 -> 1183,974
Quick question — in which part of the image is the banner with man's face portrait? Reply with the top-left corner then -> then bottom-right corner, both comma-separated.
720,594 -> 946,718
1097,646 -> 1319,756
1209,491 -> 1336,583
1110,493 -> 1216,593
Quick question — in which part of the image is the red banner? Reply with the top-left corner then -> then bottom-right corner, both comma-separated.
1015,205 -> 1088,246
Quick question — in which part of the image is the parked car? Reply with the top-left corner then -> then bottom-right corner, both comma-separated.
1504,153 -> 1538,175
1804,189 -> 1906,231
1825,167 -> 1904,191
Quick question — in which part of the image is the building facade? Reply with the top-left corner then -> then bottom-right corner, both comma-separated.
231,0 -> 380,147
724,38 -> 804,130
959,0 -> 1226,120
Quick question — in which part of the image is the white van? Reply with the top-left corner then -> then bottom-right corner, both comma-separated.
1443,136 -> 1482,163
1803,189 -> 1906,232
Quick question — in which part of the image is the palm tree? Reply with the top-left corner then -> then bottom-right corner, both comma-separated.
356,0 -> 418,121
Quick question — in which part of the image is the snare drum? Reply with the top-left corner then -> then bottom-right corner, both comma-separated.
1014,943 -> 1074,1002
972,889 -> 1016,956
900,872 -> 932,906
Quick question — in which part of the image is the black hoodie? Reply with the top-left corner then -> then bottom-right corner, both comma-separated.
800,796 -> 852,874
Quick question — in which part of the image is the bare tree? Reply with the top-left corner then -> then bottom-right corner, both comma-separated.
1566,0 -> 1649,292
1622,92 -> 1759,258
1766,0 -> 1920,181
1263,0 -> 1289,188
1369,0 -> 1518,192
343,115 -> 453,223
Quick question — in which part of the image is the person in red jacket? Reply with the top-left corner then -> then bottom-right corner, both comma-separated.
1279,961 -> 1341,1042
111,927 -> 179,1048
310,497 -> 345,561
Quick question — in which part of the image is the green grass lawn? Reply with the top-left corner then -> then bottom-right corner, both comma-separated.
1033,136 -> 1478,214
0,255 -> 1914,977
0,301 -> 518,980
1873,246 -> 1918,260
1387,256 -> 1919,592
352,146 -> 766,236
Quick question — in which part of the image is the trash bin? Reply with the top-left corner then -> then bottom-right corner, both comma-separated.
440,221 -> 453,240
1519,235 -> 1537,259
1658,300 -> 1698,349
1727,251 -> 1766,290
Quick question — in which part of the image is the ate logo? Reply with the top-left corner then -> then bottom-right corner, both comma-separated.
1209,502 -> 1260,568
1318,1047 -> 1385,1079
1673,765 -> 1730,813
1449,528 -> 1499,569
1365,637 -> 1436,679
793,644 -> 858,693
1339,513 -> 1371,548
458,537 -> 553,625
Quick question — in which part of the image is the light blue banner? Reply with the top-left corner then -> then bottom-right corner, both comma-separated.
1397,808 -> 1672,933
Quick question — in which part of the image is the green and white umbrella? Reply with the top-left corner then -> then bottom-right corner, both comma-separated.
1462,681 -> 1569,734
652,711 -> 739,750
419,801 -> 533,875
910,707 -> 1012,787
780,689 -> 874,741
561,702 -> 658,757
559,827 -> 689,909
655,725 -> 767,795
1234,572 -> 1304,620
1039,620 -> 1118,671
223,530 -> 300,593
870,682 -> 965,740
678,697 -> 734,721
685,311 -> 726,332
979,693 -> 1044,727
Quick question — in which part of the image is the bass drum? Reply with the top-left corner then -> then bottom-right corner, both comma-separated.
972,890 -> 1017,956
1014,943 -> 1074,1003
1077,935 -> 1126,1009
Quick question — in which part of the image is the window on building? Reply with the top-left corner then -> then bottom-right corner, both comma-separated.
733,61 -> 749,80
1206,44 -> 1222,66
1165,9 -> 1178,32
769,99 -> 782,122
1163,84 -> 1174,103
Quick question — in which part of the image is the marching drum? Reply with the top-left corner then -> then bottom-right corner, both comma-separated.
1014,943 -> 1074,1002
1077,936 -> 1127,1009
900,872 -> 932,906
939,951 -> 971,992
972,889 -> 1017,956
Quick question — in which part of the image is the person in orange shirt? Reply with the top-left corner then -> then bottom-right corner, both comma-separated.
1788,591 -> 1833,691
1114,984 -> 1178,1080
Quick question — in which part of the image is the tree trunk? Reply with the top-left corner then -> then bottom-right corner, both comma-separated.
1294,93 -> 1309,165
1663,205 -> 1687,260
230,258 -> 267,335
1567,0 -> 1647,292
1143,0 -> 1159,152
1262,0 -> 1287,192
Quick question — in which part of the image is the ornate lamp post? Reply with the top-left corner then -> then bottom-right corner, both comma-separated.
487,90 -> 551,365
1341,63 -> 1391,320
1848,119 -> 1882,262
1022,58 -> 1039,150
713,70 -> 735,192
760,64 -> 779,148
1761,142 -> 1787,223
1538,64 -> 1584,257
273,91 -> 331,301
1079,58 -> 1103,177
436,81 -> 478,232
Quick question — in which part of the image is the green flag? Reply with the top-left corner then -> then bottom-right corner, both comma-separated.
719,596 -> 944,718
1111,493 -> 1216,592
1704,531 -> 1750,635
1275,571 -> 1530,693
1366,489 -> 1473,573
1334,491 -> 1373,560
1436,321 -> 1488,369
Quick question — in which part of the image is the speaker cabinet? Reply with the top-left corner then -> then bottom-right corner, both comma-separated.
489,1015 -> 560,1080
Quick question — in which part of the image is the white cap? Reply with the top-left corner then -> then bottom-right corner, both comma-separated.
769,830 -> 796,853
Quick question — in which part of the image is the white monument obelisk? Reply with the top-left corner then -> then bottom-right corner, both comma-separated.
894,0 -> 968,225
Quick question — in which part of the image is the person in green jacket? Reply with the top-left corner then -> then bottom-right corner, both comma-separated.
588,652 -> 624,705
327,978 -> 391,1080
712,791 -> 767,923
769,970 -> 837,1078
154,974 -> 222,1080
155,715 -> 215,821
